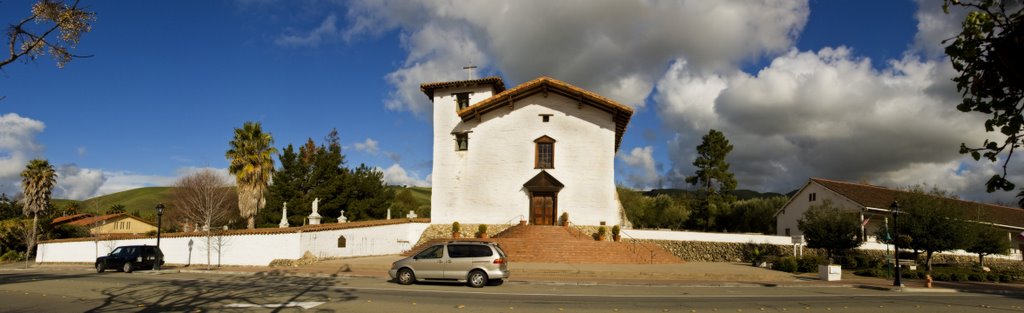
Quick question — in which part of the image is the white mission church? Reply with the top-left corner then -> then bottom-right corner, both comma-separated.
422,76 -> 634,226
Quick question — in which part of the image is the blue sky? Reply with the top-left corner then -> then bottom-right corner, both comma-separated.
2,0 -> 1015,204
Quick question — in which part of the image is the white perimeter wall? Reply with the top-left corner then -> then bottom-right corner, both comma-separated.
624,229 -> 1023,261
36,223 -> 429,266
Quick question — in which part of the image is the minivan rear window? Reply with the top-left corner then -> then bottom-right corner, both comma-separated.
447,244 -> 493,258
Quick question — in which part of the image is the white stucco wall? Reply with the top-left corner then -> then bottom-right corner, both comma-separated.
432,89 -> 621,226
775,181 -> 863,236
36,222 -> 430,266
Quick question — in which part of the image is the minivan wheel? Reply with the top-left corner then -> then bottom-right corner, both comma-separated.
95,263 -> 105,273
468,270 -> 487,288
397,268 -> 415,285
123,262 -> 133,273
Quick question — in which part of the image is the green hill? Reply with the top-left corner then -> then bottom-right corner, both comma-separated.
54,187 -> 173,221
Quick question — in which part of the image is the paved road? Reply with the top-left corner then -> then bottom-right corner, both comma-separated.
1,269 -> 1022,312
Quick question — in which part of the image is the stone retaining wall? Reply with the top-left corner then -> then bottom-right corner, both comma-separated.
413,223 -> 512,247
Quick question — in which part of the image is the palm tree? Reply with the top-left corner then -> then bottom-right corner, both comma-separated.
21,159 -> 57,265
226,121 -> 277,229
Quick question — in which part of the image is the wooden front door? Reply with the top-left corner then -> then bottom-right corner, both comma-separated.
530,193 -> 557,225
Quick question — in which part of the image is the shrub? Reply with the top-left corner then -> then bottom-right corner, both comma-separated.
774,256 -> 799,273
1,250 -> 25,262
477,224 -> 488,237
559,212 -> 569,225
611,225 -> 621,236
999,274 -> 1012,283
452,222 -> 461,233
968,273 -> 983,281
854,268 -> 885,278
950,272 -> 966,282
986,273 -> 999,282
797,255 -> 824,273
597,226 -> 607,236
936,273 -> 950,281
741,243 -> 773,267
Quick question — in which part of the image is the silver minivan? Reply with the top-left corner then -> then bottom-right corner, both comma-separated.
389,241 -> 510,288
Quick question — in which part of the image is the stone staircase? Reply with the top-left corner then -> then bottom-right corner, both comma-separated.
406,224 -> 683,264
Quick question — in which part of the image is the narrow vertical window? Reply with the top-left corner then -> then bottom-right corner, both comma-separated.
338,236 -> 347,248
534,136 -> 556,169
808,193 -> 816,202
455,92 -> 471,110
455,133 -> 469,151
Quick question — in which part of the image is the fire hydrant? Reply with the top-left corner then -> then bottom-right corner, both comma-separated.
926,274 -> 933,288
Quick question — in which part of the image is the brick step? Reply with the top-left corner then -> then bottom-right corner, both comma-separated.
405,224 -> 684,264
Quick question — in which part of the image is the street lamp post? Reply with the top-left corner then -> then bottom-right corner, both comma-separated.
890,200 -> 902,287
155,203 -> 164,248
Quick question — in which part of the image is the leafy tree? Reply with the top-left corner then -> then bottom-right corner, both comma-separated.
226,121 -> 277,229
0,194 -> 21,221
797,201 -> 862,262
390,189 -> 419,217
895,187 -> 973,272
686,129 -> 737,230
105,204 -> 126,214
965,224 -> 1011,267
943,0 -> 1024,192
20,159 -> 57,265
1,0 -> 95,70
618,187 -> 691,229
719,196 -> 787,234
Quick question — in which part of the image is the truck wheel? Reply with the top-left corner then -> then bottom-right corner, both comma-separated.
123,262 -> 134,273
96,263 -> 105,273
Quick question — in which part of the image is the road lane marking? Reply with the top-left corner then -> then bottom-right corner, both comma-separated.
224,301 -> 324,309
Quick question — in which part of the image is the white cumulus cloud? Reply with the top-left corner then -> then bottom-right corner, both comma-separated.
618,146 -> 661,189
0,113 -> 46,196
376,163 -> 430,187
343,0 -> 809,118
352,138 -> 380,154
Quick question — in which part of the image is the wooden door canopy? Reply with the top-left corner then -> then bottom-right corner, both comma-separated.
523,171 -> 564,192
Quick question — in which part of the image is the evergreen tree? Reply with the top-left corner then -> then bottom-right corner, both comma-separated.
685,129 -> 737,230
343,164 -> 394,221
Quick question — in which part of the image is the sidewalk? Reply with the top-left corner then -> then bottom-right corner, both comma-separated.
7,257 -> 1023,294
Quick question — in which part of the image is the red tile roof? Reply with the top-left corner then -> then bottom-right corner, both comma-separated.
51,213 -> 94,225
811,177 -> 1024,228
65,213 -> 154,227
420,76 -> 507,99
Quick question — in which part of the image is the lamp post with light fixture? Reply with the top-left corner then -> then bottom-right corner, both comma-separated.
890,200 -> 903,287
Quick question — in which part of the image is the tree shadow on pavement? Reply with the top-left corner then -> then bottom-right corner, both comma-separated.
85,270 -> 358,312
0,272 -> 97,286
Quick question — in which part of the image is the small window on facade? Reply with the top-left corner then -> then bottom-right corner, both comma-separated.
337,236 -> 347,248
785,228 -> 791,236
808,193 -> 816,202
540,114 -> 552,122
535,136 -> 555,169
455,133 -> 469,151
455,92 -> 471,110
